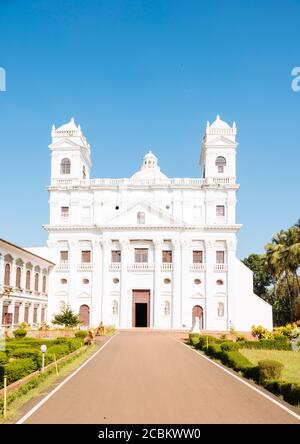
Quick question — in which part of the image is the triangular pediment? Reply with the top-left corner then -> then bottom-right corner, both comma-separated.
205,135 -> 236,146
49,138 -> 83,149
105,200 -> 186,226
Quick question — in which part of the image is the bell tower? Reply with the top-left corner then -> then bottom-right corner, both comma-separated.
200,115 -> 237,183
49,118 -> 92,182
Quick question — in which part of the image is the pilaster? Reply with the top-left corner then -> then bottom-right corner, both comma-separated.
120,239 -> 130,328
101,239 -> 111,325
91,240 -> 102,327
171,238 -> 181,328
153,239 -> 163,328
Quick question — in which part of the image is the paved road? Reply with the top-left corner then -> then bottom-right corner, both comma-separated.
20,332 -> 300,424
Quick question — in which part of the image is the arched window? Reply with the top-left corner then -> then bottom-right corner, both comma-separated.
215,156 -> 226,173
112,300 -> 118,315
42,275 -> 47,293
137,211 -> 145,224
26,270 -> 31,290
16,267 -> 21,288
34,272 -> 39,293
164,301 -> 170,316
218,302 -> 224,317
60,158 -> 71,175
4,263 -> 10,286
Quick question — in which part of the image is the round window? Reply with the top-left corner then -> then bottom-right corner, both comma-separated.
113,277 -> 120,284
194,279 -> 201,285
61,278 -> 67,284
164,278 -> 171,284
216,279 -> 224,285
83,278 -> 89,284
115,205 -> 119,210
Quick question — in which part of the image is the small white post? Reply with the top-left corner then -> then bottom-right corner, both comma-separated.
40,344 -> 47,372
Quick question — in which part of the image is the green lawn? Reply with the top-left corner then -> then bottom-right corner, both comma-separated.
240,349 -> 300,383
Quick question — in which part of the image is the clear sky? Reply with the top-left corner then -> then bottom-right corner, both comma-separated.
0,0 -> 299,259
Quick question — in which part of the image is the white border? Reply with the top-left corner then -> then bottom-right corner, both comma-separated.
16,334 -> 118,424
178,340 -> 300,422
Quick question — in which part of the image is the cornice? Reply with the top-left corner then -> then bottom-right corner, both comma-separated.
43,224 -> 242,233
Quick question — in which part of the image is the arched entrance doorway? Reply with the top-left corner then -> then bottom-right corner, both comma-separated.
192,305 -> 203,329
79,304 -> 90,327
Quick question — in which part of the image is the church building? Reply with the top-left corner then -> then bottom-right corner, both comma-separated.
44,116 -> 272,331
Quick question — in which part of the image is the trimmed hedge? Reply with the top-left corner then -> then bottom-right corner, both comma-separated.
196,335 -> 223,350
188,333 -> 201,346
10,348 -> 42,368
0,351 -> 8,365
46,344 -> 70,360
13,328 -> 27,339
220,342 -> 240,351
258,360 -> 284,383
0,358 -> 37,388
238,340 -> 292,351
264,380 -> 300,405
205,344 -> 223,359
75,330 -> 88,339
220,350 -> 256,373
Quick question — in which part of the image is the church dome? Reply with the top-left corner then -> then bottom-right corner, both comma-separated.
131,151 -> 168,181
209,115 -> 230,129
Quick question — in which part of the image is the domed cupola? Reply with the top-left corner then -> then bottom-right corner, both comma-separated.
131,151 -> 168,181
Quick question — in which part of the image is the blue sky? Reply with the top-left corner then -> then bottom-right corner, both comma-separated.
0,0 -> 299,258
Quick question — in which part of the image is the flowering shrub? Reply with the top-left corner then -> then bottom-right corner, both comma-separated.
274,324 -> 300,339
251,325 -> 272,340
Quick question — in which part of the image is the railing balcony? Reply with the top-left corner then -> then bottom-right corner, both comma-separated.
109,263 -> 121,271
214,263 -> 228,272
56,263 -> 69,272
128,263 -> 155,272
77,263 -> 92,271
190,263 -> 206,271
161,263 -> 173,271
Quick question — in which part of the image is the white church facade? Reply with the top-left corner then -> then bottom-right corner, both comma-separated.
43,116 -> 272,331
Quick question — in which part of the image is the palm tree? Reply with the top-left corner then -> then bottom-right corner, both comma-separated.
265,224 -> 300,322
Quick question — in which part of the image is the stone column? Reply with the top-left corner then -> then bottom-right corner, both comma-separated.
180,238 -> 191,329
227,238 -> 237,330
21,263 -> 26,291
204,239 -> 215,330
91,240 -> 102,327
171,239 -> 181,329
11,259 -> 16,289
153,239 -> 163,328
120,239 -> 130,328
19,302 -> 25,324
100,239 -> 111,325
0,254 -> 4,291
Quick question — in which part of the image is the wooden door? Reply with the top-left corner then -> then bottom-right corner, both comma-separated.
132,290 -> 150,327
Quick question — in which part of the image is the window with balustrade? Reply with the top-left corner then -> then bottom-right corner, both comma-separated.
111,250 -> 121,263
216,156 -> 226,173
135,248 -> 148,263
16,266 -> 22,288
60,158 -> 71,174
193,251 -> 203,264
162,250 -> 172,263
81,250 -> 91,263
216,205 -> 225,217
61,206 -> 69,219
60,251 -> 69,263
216,251 -> 225,264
